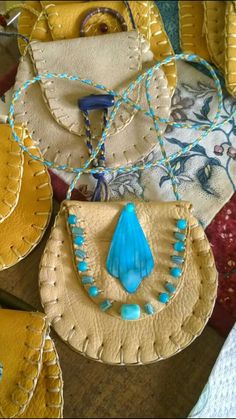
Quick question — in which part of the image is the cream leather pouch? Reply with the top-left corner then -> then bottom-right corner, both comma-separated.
0,309 -> 63,418
14,30 -> 171,168
39,200 -> 217,365
0,123 -> 52,270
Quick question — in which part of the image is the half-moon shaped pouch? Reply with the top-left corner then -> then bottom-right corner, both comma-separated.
0,309 -> 63,418
0,123 -> 52,270
14,30 -> 172,169
39,200 -> 217,365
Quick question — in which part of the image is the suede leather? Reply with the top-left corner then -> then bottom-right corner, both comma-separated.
179,1 -> 210,60
204,1 -> 226,72
0,309 -> 63,418
14,31 -> 171,168
0,125 -> 52,270
17,1 -> 177,91
179,1 -> 236,98
39,200 -> 217,365
0,125 -> 23,223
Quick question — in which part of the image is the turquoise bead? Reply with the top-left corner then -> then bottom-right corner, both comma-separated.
82,276 -> 94,285
77,261 -> 88,272
165,282 -> 176,294
176,219 -> 187,230
72,226 -> 84,235
175,232 -> 186,241
88,286 -> 100,297
100,300 -> 112,311
121,304 -> 141,320
75,249 -> 86,259
158,293 -> 170,304
68,214 -> 77,225
174,241 -> 185,252
125,202 -> 135,213
144,303 -> 155,315
170,267 -> 182,278
74,235 -> 84,246
171,255 -> 184,265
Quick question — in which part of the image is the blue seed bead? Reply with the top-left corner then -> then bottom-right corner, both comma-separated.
170,267 -> 182,278
171,255 -> 184,265
77,261 -> 88,272
121,304 -> 141,320
175,232 -> 186,241
165,282 -> 176,294
68,214 -> 77,225
75,249 -> 86,259
88,286 -> 100,297
82,276 -> 94,285
176,219 -> 187,230
158,293 -> 170,304
72,226 -> 84,235
74,235 -> 84,246
100,300 -> 112,311
174,241 -> 185,252
144,303 -> 155,315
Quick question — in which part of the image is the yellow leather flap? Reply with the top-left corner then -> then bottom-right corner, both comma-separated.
0,124 -> 23,223
0,310 -> 47,418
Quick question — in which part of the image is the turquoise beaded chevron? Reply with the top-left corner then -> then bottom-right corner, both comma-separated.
106,203 -> 154,294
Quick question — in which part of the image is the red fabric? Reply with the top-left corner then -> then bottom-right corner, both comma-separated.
206,192 -> 236,336
1,67 -> 235,337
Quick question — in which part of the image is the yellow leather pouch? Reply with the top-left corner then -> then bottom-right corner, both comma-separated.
179,0 -> 210,60
179,0 -> 236,98
0,309 -> 63,418
39,200 -> 217,365
17,1 -> 176,91
0,124 -> 52,270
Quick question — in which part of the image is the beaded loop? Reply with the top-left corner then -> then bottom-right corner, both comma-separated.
8,53 -> 236,201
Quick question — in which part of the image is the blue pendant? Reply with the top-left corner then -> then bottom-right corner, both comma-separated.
106,203 -> 154,294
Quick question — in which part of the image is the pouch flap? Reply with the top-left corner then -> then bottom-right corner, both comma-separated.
0,310 -> 47,418
61,200 -> 193,318
0,125 -> 23,223
29,30 -> 156,136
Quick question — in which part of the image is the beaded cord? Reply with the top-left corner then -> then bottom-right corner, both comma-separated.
8,53 -> 236,201
81,107 -> 109,201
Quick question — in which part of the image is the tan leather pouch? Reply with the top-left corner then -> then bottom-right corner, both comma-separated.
39,200 -> 217,365
0,309 -> 63,418
14,30 -> 171,169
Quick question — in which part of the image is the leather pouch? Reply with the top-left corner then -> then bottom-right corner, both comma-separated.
17,1 -> 176,90
0,123 -> 52,270
14,30 -> 171,168
39,200 -> 217,365
179,1 -> 236,97
0,309 -> 63,418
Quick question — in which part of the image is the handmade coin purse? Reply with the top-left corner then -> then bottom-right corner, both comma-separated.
0,122 -> 52,270
39,199 -> 217,365
14,30 -> 171,168
0,309 -> 63,418
16,1 -> 176,90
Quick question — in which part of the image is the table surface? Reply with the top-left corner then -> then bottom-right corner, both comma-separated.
0,201 -> 225,418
